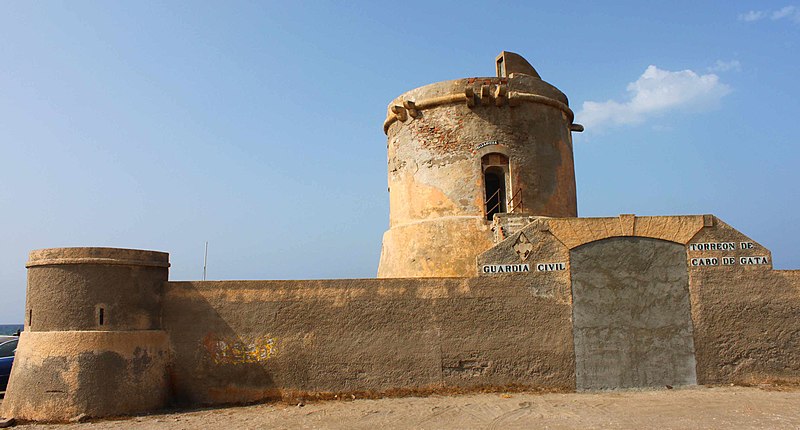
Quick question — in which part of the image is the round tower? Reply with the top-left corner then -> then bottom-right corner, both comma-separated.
378,52 -> 581,278
2,247 -> 171,421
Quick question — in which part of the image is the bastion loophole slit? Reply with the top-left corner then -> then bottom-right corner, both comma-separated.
99,307 -> 104,326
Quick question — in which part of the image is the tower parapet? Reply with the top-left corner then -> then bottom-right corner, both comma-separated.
2,247 -> 171,421
378,51 -> 581,278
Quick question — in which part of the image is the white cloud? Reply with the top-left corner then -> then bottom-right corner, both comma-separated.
739,10 -> 768,21
577,65 -> 731,131
739,5 -> 800,23
708,60 -> 741,72
772,5 -> 798,19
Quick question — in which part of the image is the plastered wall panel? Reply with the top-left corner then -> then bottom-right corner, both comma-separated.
689,269 -> 800,384
571,237 -> 697,390
162,277 -> 575,406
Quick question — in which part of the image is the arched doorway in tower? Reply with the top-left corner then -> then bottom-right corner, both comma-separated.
482,153 -> 509,221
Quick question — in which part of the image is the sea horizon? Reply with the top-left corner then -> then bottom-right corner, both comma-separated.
0,324 -> 23,335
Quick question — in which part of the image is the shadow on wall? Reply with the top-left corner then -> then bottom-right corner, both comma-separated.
162,283 -> 277,406
161,278 -> 577,407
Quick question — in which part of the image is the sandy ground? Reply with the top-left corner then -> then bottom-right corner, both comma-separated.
8,386 -> 800,430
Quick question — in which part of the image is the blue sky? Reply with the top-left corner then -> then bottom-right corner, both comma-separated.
1,1 -> 799,322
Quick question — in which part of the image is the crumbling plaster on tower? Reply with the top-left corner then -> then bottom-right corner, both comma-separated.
378,69 -> 578,278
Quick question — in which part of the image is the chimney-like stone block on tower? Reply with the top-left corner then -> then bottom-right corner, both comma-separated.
495,51 -> 541,78
379,52 -> 579,278
1,248 -> 171,422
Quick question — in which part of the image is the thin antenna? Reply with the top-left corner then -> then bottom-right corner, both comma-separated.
203,241 -> 208,281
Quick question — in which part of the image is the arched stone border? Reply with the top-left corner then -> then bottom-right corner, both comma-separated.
542,214 -> 707,250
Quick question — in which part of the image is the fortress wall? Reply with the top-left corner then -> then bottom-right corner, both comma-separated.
689,269 -> 800,385
477,215 -> 800,389
161,277 -> 575,406
5,213 -> 800,422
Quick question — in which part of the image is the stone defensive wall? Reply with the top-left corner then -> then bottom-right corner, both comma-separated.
2,215 -> 799,422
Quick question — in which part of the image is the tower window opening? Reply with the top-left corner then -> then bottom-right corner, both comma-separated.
497,58 -> 506,77
98,307 -> 105,326
482,153 -> 510,221
484,167 -> 507,220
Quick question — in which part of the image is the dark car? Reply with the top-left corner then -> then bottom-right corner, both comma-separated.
0,338 -> 18,391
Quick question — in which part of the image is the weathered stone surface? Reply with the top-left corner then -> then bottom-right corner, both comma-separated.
491,214 -> 540,242
4,51 -> 799,424
476,214 -> 799,391
24,247 -> 168,332
378,217 -> 494,278
378,54 -> 578,278
162,277 -> 576,406
689,268 -> 800,385
686,217 -> 772,270
477,220 -> 571,300
6,209 -> 800,423
0,330 -> 170,421
684,214 -> 781,385
1,248 -> 171,422
571,237 -> 697,390
496,51 -> 541,78
545,215 -> 705,250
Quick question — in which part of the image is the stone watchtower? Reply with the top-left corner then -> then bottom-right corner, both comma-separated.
378,52 -> 583,278
2,248 -> 172,421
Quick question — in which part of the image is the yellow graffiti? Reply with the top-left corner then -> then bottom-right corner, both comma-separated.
204,335 -> 277,364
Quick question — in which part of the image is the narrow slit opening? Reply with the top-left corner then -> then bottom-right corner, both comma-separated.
99,308 -> 105,326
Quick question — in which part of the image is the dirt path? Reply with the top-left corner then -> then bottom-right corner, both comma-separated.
11,386 -> 800,429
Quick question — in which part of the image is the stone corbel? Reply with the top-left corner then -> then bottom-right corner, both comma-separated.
464,87 -> 476,107
494,85 -> 507,106
480,85 -> 491,106
391,105 -> 408,122
403,100 -> 419,118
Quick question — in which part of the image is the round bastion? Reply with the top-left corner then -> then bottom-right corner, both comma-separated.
2,247 -> 172,421
24,247 -> 169,331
